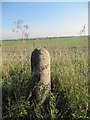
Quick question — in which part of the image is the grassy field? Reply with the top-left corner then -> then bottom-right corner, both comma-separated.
2,37 -> 89,119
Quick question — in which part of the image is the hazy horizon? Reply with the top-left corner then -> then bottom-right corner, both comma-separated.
1,2 -> 88,40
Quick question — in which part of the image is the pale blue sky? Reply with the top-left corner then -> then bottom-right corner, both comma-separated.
2,2 -> 88,39
0,2 -> 2,40
2,0 -> 89,2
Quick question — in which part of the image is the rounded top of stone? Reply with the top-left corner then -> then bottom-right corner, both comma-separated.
33,47 -> 49,55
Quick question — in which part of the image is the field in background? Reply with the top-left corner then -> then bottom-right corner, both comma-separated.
2,37 -> 89,119
2,37 -> 88,59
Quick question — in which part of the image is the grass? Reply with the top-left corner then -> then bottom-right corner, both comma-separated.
2,37 -> 89,119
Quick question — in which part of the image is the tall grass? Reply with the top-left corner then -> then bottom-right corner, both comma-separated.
2,37 -> 89,119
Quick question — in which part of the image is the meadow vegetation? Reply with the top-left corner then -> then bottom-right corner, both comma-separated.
1,37 -> 89,119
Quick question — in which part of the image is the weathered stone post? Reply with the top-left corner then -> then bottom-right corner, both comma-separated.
31,47 -> 51,104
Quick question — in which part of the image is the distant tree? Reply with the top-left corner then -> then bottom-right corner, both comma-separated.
80,25 -> 86,37
12,19 -> 29,41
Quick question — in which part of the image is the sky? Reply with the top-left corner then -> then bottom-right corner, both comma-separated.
89,1 -> 90,36
0,2 -> 2,40
2,0 -> 89,2
1,2 -> 88,40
